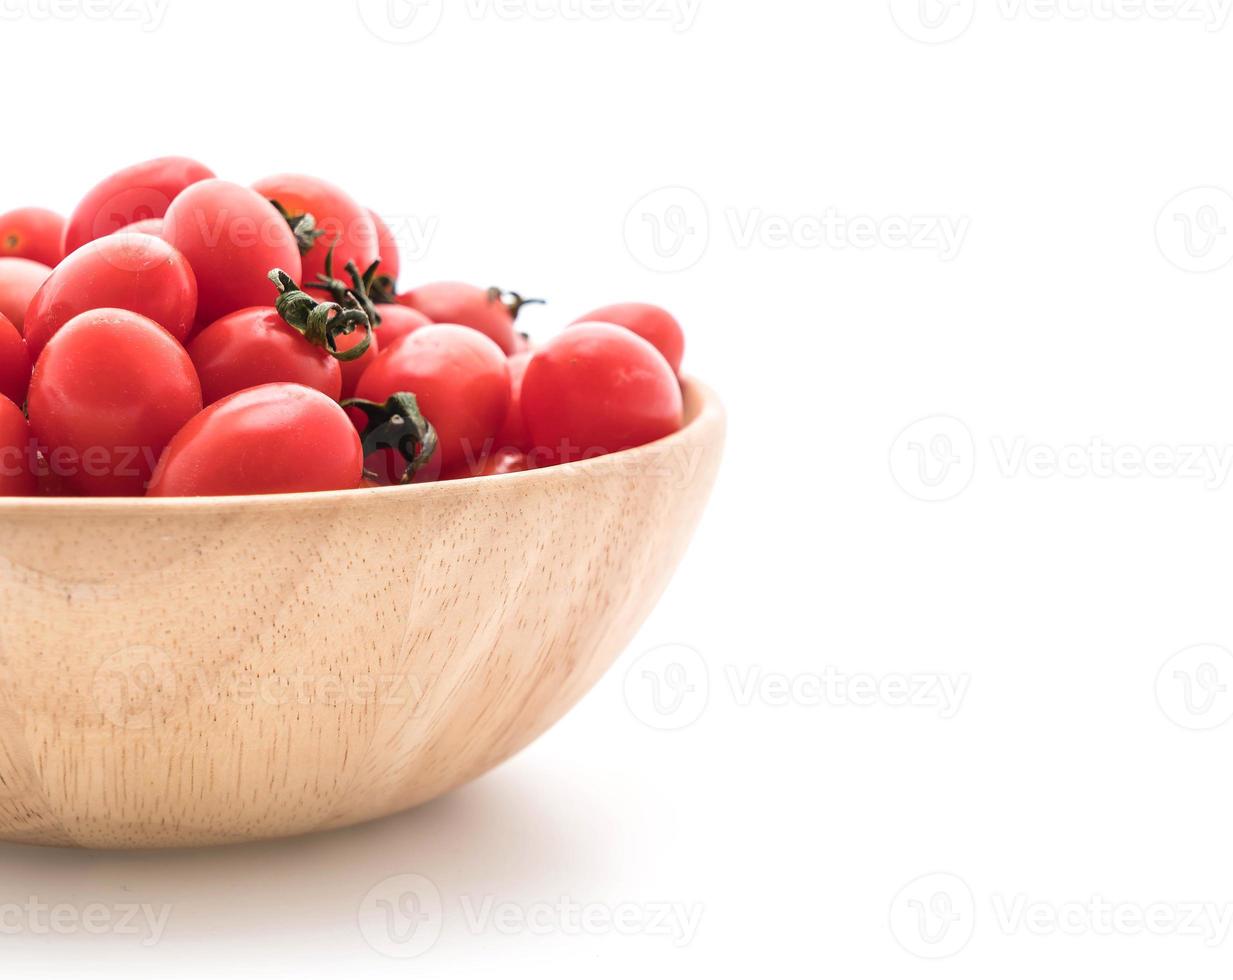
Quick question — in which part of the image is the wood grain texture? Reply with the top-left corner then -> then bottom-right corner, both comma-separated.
0,380 -> 724,848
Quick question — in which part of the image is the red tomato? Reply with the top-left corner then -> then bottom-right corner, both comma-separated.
63,156 -> 215,254
188,307 -> 342,406
0,208 -> 66,267
0,314 -> 30,407
334,325 -> 378,401
572,303 -> 684,376
24,234 -> 198,360
117,218 -> 163,236
396,282 -> 522,354
164,180 -> 302,331
27,309 -> 202,496
0,394 -> 36,496
147,384 -> 363,497
251,174 -> 378,293
456,448 -> 527,478
521,323 -> 682,467
374,303 -> 430,349
356,325 -> 510,473
494,351 -> 532,453
0,257 -> 51,333
367,209 -> 400,287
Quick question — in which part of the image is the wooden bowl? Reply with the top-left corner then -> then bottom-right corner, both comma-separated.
0,379 -> 724,849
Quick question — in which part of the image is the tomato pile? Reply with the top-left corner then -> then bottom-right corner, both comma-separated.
0,157 -> 687,497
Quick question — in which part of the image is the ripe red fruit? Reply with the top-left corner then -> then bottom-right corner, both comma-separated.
163,180 -> 302,330
367,208 -> 400,286
396,282 -> 524,354
334,325 -> 379,401
27,309 -> 203,496
0,314 -> 31,407
494,351 -> 532,453
147,384 -> 363,497
0,257 -> 51,333
24,233 -> 198,360
355,324 -> 510,473
116,218 -> 164,236
63,156 -> 215,254
572,303 -> 684,376
521,323 -> 683,467
0,208 -> 66,267
0,394 -> 36,496
251,174 -> 378,293
188,307 -> 343,406
373,304 -> 430,349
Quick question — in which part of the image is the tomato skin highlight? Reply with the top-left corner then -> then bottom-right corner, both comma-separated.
494,351 -> 532,453
0,208 -> 66,268
27,309 -> 203,497
396,282 -> 518,354
24,233 -> 198,361
373,304 -> 429,349
0,257 -> 51,334
63,156 -> 215,254
163,180 -> 302,331
367,209 -> 400,285
572,303 -> 684,376
188,307 -> 342,406
251,174 -> 379,293
147,383 -> 363,498
0,315 -> 31,408
356,324 -> 510,474
521,323 -> 683,467
0,394 -> 36,496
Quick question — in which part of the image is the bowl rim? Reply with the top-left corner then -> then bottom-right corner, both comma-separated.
0,377 -> 724,513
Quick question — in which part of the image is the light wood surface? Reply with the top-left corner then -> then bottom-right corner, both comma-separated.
0,380 -> 724,848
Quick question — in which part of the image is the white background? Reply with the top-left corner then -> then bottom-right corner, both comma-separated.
4,0 -> 1233,975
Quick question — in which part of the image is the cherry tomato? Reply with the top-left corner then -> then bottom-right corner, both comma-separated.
27,309 -> 202,496
453,448 -> 530,478
251,174 -> 378,293
147,384 -> 363,497
0,314 -> 31,407
368,208 -> 400,286
164,180 -> 302,331
521,323 -> 682,467
24,233 -> 198,361
494,351 -> 532,453
117,218 -> 163,236
396,283 -> 520,354
0,258 -> 51,333
0,395 -> 36,496
188,307 -> 342,406
0,208 -> 65,268
373,303 -> 430,349
356,325 -> 510,473
572,303 -> 684,377
334,325 -> 378,401
63,156 -> 215,254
